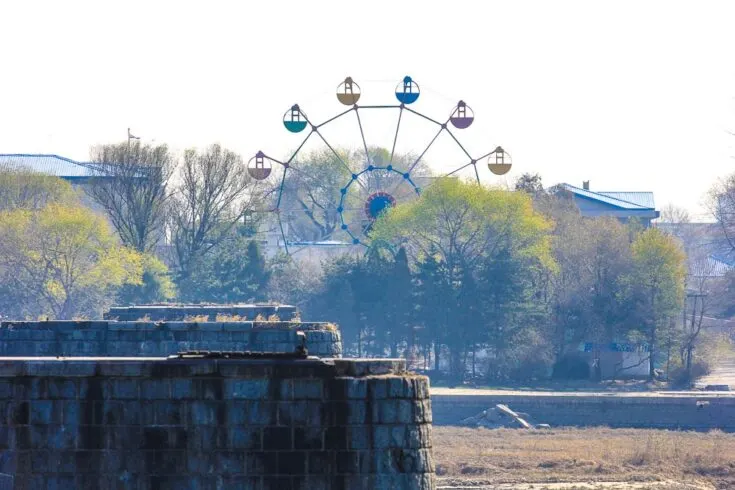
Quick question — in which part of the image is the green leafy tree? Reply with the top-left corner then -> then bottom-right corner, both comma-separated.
305,254 -> 364,353
413,248 -> 453,372
267,253 -> 321,308
538,193 -> 636,370
514,172 -> 544,195
622,228 -> 687,379
178,234 -> 271,304
385,247 -> 416,357
117,254 -> 176,305
0,167 -> 76,210
372,178 -> 555,380
0,203 -> 143,319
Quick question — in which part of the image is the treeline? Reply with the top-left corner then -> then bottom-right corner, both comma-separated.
302,178 -> 694,382
0,142 -> 733,385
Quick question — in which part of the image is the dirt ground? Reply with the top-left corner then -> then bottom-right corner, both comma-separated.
432,427 -> 735,489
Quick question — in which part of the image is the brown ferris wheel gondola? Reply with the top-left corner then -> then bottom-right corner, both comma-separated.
487,146 -> 512,175
336,77 -> 361,105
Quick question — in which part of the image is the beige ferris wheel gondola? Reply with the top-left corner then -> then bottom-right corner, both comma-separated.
336,77 -> 361,105
487,146 -> 512,175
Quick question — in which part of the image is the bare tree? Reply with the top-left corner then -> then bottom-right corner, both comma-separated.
709,173 -> 735,252
87,141 -> 175,252
659,203 -> 691,227
170,143 -> 264,279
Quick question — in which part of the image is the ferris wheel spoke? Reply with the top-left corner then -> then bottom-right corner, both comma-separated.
314,130 -> 369,193
405,126 -> 445,175
354,108 -> 370,162
277,213 -> 291,254
285,131 -> 315,165
275,167 -> 289,208
389,107 -> 404,166
472,162 -> 481,184
475,149 -> 496,161
385,173 -> 418,200
444,128 -> 473,160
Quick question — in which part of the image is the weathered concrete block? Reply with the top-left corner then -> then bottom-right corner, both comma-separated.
0,358 -> 434,489
224,379 -> 269,399
0,320 -> 343,359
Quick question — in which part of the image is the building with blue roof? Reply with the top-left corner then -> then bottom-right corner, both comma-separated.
553,181 -> 660,226
0,154 -> 110,183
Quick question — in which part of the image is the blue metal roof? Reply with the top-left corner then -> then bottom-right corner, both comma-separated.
691,255 -> 734,278
597,192 -> 655,209
558,184 -> 655,210
0,154 -> 105,178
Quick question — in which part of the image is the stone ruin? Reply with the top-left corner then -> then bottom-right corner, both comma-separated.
104,304 -> 299,322
0,305 -> 436,489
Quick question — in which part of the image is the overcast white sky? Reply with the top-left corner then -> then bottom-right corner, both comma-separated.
1,0 -> 733,219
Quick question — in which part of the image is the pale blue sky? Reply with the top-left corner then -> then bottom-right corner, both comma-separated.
1,0 -> 733,219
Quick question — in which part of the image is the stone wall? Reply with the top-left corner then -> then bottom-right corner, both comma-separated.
105,304 -> 298,322
0,357 -> 435,490
432,392 -> 735,431
0,321 -> 342,358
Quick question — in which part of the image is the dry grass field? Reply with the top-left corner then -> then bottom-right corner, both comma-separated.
433,427 -> 735,489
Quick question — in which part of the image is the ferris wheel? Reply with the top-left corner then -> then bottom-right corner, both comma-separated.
248,76 -> 512,254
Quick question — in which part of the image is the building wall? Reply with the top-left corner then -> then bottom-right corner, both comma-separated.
432,393 -> 735,431
570,196 -> 656,226
0,321 -> 342,358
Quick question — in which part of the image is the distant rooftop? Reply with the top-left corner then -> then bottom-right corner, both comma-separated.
556,183 -> 656,210
0,154 -> 105,179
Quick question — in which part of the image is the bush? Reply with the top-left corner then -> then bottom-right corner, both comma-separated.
552,353 -> 590,380
670,360 -> 711,387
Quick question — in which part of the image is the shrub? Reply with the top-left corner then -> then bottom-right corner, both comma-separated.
552,353 -> 590,380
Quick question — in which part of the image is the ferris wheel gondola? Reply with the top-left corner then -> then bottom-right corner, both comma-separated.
283,105 -> 308,133
449,100 -> 474,129
395,76 -> 420,104
487,146 -> 512,175
247,151 -> 272,180
336,77 -> 361,105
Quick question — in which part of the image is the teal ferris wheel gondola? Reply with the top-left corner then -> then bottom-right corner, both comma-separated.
395,76 -> 420,104
283,104 -> 308,133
